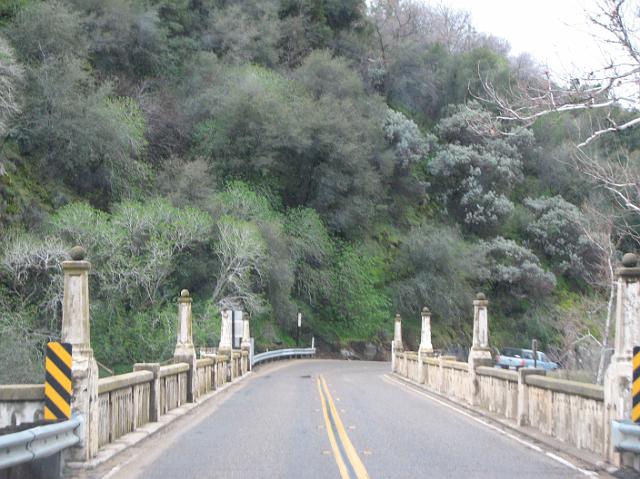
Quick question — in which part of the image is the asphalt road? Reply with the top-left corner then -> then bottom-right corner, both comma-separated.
85,360 -> 603,479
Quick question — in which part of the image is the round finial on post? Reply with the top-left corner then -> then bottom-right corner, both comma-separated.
422,307 -> 430,316
395,313 -> 401,321
180,289 -> 190,298
69,245 -> 86,261
622,253 -> 638,268
476,292 -> 486,300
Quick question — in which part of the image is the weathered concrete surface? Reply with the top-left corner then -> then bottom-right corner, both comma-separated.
61,255 -> 99,462
72,361 -> 596,479
398,352 -> 606,458
605,253 -> 640,467
0,385 -> 44,427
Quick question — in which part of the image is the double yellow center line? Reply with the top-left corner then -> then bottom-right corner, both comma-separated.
316,375 -> 370,479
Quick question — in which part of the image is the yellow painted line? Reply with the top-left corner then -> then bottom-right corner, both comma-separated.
317,378 -> 350,479
45,357 -> 72,393
633,352 -> 640,369
320,376 -> 370,479
44,383 -> 71,418
49,342 -> 72,369
633,403 -> 640,422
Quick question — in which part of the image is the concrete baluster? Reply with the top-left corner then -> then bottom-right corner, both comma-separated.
61,246 -> 99,462
516,368 -> 546,426
605,253 -> 640,465
133,363 -> 161,422
174,289 -> 197,402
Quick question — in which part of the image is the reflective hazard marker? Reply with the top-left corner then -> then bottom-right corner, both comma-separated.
633,346 -> 640,423
44,342 -> 72,421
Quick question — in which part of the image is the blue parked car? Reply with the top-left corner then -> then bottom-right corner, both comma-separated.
521,349 -> 559,371
495,347 -> 559,371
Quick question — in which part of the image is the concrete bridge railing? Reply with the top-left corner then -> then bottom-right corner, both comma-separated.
392,252 -> 640,471
0,247 -> 257,472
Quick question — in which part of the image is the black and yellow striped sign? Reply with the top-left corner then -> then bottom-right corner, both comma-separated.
633,346 -> 640,423
44,342 -> 72,421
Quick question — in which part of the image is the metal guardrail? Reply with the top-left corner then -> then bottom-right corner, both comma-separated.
252,347 -> 316,367
612,419 -> 640,453
0,415 -> 83,469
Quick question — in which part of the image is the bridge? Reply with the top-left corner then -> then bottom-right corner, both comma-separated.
2,248 -> 640,478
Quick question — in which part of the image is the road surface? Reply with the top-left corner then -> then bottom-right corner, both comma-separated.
83,360 -> 603,479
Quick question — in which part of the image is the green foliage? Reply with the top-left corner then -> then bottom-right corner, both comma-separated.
7,1 -> 88,63
0,36 -> 23,137
294,50 -> 364,100
323,244 -> 391,341
0,0 -> 618,375
524,196 -> 597,281
70,0 -> 171,78
18,58 -> 148,204
205,1 -> 281,67
392,224 -> 483,331
482,236 -> 556,301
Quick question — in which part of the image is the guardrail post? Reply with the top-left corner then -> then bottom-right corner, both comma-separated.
468,293 -> 493,406
174,290 -> 197,402
61,246 -> 99,462
605,253 -> 640,465
133,363 -> 160,422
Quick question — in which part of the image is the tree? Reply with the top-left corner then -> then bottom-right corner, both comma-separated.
69,0 -> 169,79
482,236 -> 556,301
523,196 -> 598,281
0,36 -> 23,140
51,200 -> 213,304
7,1 -> 87,63
211,217 -> 266,313
18,58 -> 148,205
204,1 -> 281,67
479,0 -> 640,238
392,224 -> 484,333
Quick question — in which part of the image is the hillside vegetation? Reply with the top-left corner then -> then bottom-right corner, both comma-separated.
0,0 -> 635,381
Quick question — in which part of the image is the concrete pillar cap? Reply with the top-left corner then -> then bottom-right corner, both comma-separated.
622,252 -> 638,267
395,313 -> 401,321
69,245 -> 87,261
422,306 -> 430,315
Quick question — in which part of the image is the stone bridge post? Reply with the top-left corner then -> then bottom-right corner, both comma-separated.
241,314 -> 251,372
468,293 -> 493,406
605,253 -> 640,465
391,313 -> 403,373
61,246 -> 99,462
174,289 -> 197,402
219,309 -> 233,380
418,307 -> 433,383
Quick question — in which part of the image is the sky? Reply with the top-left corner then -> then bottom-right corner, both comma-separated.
423,0 -> 610,79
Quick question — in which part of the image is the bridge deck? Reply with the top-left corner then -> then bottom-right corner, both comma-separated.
74,360 -> 598,479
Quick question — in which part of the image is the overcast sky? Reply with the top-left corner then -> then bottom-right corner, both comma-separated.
424,0 -> 609,78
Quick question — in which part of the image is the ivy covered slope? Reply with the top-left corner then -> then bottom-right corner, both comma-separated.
0,0 -> 633,381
